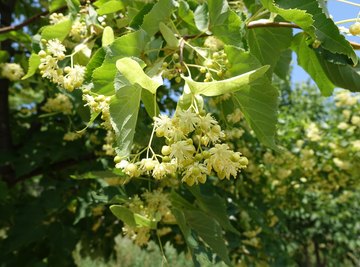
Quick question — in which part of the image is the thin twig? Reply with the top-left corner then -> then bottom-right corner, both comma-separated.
247,20 -> 301,29
247,21 -> 360,50
0,6 -> 67,34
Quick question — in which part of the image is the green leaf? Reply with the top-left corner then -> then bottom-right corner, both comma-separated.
182,65 -> 269,97
141,89 -> 159,118
208,0 -> 243,46
141,0 -> 176,36
41,19 -> 72,41
22,53 -> 41,80
185,210 -> 232,266
102,26 -> 114,47
96,0 -> 124,15
273,0 -> 357,64
110,205 -> 157,229
84,47 -> 106,82
110,85 -> 142,158
273,49 -> 292,79
49,0 -> 66,12
0,50 -> 9,63
92,30 -> 149,95
225,45 -> 279,150
178,0 -> 198,32
159,22 -> 179,48
110,205 -> 137,227
194,4 -> 209,32
65,0 -> 80,14
260,0 -> 314,36
189,186 -> 240,235
116,57 -> 162,94
316,49 -> 360,93
247,27 -> 292,76
291,33 -> 334,96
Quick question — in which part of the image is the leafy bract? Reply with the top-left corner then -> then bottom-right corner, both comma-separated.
182,65 -> 269,97
248,27 -> 292,76
116,57 -> 162,94
110,205 -> 157,229
291,33 -> 334,96
141,0 -> 176,36
102,26 -> 114,47
41,19 -> 72,41
92,30 -> 149,95
225,45 -> 279,150
159,22 -> 179,48
22,53 -> 40,80
208,0 -> 243,45
110,86 -> 142,158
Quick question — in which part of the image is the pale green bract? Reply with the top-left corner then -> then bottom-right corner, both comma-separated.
181,65 -> 270,97
116,57 -> 163,94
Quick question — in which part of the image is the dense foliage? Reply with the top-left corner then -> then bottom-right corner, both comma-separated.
1,0 -> 360,266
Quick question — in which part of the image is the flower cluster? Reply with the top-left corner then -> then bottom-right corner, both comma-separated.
38,39 -> 86,91
41,93 -> 73,115
122,190 -> 174,246
116,107 -> 248,185
1,63 -> 24,81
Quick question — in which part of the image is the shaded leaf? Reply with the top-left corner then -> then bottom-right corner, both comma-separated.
291,33 -> 334,96
41,19 -> 72,41
189,186 -> 240,235
110,86 -> 142,158
273,0 -> 357,64
141,0 -> 176,36
247,27 -> 292,76
225,45 -> 279,150
208,0 -> 243,45
274,49 -> 292,79
185,210 -> 232,266
22,53 -> 40,80
316,49 -> 360,93
159,22 -> 179,48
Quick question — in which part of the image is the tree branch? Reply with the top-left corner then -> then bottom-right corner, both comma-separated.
0,6 -> 67,34
247,20 -> 360,50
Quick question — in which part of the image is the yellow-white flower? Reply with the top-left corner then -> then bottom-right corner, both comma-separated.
47,39 -> 66,60
1,63 -> 24,81
63,65 -> 86,91
175,108 -> 200,134
170,140 -> 195,165
198,113 -> 217,132
205,144 -> 247,180
41,93 -> 73,115
182,162 -> 208,186
154,114 -> 174,138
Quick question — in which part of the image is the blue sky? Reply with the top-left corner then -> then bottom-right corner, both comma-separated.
292,0 -> 360,83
